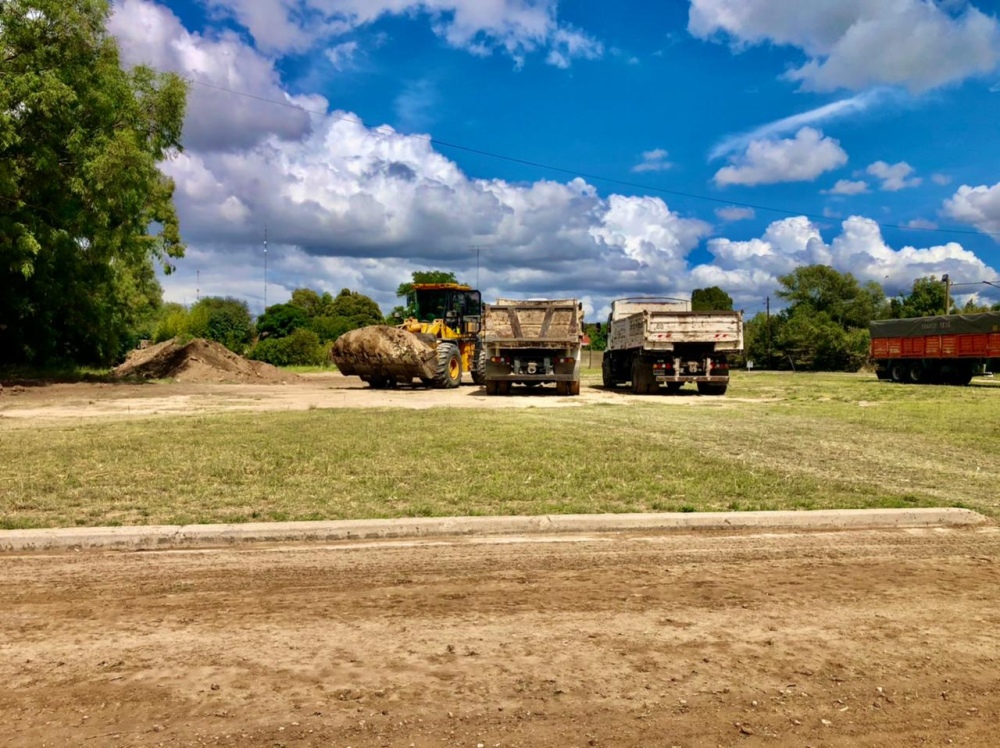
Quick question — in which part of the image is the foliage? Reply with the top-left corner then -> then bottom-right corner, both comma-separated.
185,297 -> 255,353
0,0 -> 187,365
691,286 -> 734,311
887,276 -> 952,318
289,288 -> 333,318
390,270 -> 460,322
258,287 -> 383,343
582,322 -> 607,351
741,311 -> 784,369
257,303 -> 310,339
766,265 -> 884,371
249,328 -> 325,367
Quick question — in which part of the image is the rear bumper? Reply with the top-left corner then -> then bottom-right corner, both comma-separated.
486,373 -> 578,383
655,374 -> 730,383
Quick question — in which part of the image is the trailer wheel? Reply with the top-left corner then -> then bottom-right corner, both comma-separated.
890,362 -> 907,383
498,381 -> 512,396
434,343 -> 462,389
907,363 -> 924,384
569,380 -> 580,396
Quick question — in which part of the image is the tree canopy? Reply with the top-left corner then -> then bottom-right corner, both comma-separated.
887,276 -> 952,318
390,270 -> 462,322
691,286 -> 734,312
743,265 -> 887,371
1,0 -> 188,365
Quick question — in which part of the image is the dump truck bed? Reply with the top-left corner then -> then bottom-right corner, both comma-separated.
483,299 -> 584,347
608,310 -> 743,353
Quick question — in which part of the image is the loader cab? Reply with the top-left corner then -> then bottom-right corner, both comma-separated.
410,283 -> 482,334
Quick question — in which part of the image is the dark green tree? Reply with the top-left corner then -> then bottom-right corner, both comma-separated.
691,286 -> 734,311
582,322 -> 606,351
289,288 -> 334,318
249,328 -> 325,367
771,265 -> 884,371
391,270 -> 461,322
0,0 -> 187,365
186,297 -> 254,353
257,303 -> 310,339
887,276 -> 953,318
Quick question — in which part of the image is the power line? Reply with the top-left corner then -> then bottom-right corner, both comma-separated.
178,76 -> 1000,240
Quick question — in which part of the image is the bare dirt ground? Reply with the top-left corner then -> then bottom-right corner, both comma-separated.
2,527 -> 1000,747
0,373 -> 742,424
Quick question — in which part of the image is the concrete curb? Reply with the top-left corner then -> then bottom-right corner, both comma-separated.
0,508 -> 989,552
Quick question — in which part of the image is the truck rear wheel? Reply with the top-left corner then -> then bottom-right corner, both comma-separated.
569,380 -> 580,396
434,343 -> 462,389
602,356 -> 618,388
631,358 -> 657,395
472,342 -> 487,385
890,361 -> 906,383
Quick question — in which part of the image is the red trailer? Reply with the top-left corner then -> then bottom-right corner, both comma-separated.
869,312 -> 1000,384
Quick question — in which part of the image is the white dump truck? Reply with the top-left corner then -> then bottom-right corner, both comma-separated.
482,298 -> 585,396
602,297 -> 743,395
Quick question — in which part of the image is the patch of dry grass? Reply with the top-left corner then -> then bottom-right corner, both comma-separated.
2,372 -> 999,528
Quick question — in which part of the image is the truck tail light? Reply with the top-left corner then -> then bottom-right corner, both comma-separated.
652,362 -> 672,370
555,357 -> 575,364
491,356 -> 508,364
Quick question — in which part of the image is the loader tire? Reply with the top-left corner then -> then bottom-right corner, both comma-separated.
434,342 -> 462,389
472,342 -> 487,385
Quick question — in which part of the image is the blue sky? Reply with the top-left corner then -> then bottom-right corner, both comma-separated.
109,0 -> 1000,317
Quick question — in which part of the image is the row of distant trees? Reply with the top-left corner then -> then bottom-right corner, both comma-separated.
151,288 -> 384,367
580,270 -> 1000,372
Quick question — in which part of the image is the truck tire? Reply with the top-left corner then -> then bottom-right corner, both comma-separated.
602,356 -> 618,388
485,380 -> 499,396
569,380 -> 580,396
890,361 -> 906,383
907,363 -> 924,384
472,342 -> 487,385
697,382 -> 728,396
434,342 -> 462,389
630,358 -> 657,395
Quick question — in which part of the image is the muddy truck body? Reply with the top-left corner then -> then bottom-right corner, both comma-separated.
482,298 -> 585,396
602,298 -> 743,396
870,312 -> 1000,385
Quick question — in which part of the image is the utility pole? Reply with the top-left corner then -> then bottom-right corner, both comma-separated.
196,269 -> 200,301
942,273 -> 951,315
765,296 -> 771,370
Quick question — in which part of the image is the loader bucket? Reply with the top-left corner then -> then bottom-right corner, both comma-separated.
330,325 -> 438,383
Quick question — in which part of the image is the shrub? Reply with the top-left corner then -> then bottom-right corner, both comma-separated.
249,328 -> 325,366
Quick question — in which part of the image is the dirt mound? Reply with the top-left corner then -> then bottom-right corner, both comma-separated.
330,325 -> 437,380
114,338 -> 298,384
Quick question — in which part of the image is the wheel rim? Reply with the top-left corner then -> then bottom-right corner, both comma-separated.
449,356 -> 460,380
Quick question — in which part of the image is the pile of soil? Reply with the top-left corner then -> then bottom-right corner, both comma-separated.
114,338 -> 298,384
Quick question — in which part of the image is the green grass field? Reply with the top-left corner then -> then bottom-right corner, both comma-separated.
2,371 -> 999,528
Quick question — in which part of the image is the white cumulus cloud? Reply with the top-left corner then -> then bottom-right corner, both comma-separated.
824,179 -> 869,196
713,127 -> 848,187
201,0 -> 603,68
631,149 -> 673,173
866,161 -> 922,191
944,182 -> 1000,236
688,0 -> 1000,92
715,206 -> 755,222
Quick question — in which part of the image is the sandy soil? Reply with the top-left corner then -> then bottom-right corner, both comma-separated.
2,527 -> 999,747
0,373 -> 746,423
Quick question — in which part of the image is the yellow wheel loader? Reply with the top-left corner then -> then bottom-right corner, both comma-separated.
330,283 -> 486,389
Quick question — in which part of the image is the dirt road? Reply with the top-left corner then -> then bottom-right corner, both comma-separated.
3,528 -> 1000,747
0,373 -> 754,424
